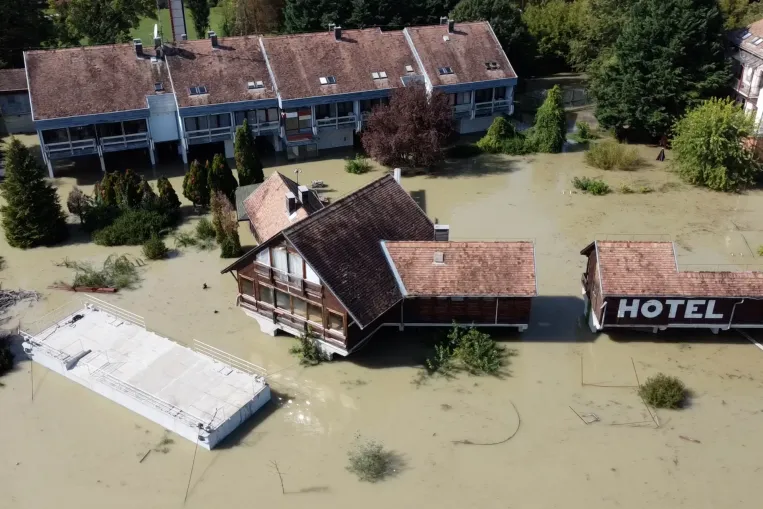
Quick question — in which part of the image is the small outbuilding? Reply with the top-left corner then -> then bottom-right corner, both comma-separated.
581,240 -> 763,333
0,68 -> 33,134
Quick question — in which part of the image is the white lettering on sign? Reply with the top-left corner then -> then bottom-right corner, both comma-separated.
616,298 -> 725,321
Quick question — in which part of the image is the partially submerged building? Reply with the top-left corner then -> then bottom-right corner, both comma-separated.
581,240 -> 763,333
0,68 -> 33,134
222,174 -> 536,357
729,19 -> 763,125
21,20 -> 517,175
20,297 -> 270,449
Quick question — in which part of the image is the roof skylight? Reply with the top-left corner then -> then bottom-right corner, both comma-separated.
438,67 -> 453,75
319,76 -> 336,85
189,85 -> 208,95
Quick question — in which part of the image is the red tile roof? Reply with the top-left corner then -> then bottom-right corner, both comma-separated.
405,21 -> 516,87
261,28 -> 421,100
243,172 -> 323,242
583,241 -> 763,298
384,241 -> 536,297
166,36 -> 277,108
0,68 -> 28,93
25,44 -> 170,120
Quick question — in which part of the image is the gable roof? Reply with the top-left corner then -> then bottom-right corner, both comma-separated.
243,172 -> 323,242
261,28 -> 422,100
383,241 -> 537,297
405,21 -> 516,87
165,36 -> 277,108
0,69 -> 28,93
730,18 -> 763,61
235,184 -> 261,221
24,44 -> 170,120
582,240 -> 763,298
282,175 -> 434,326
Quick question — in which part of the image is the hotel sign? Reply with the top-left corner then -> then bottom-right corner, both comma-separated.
614,298 -> 728,323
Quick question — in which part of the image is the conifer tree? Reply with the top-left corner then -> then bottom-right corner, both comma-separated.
157,176 -> 181,212
527,85 -> 566,153
182,159 -> 211,208
234,120 -> 264,185
207,153 -> 238,203
1,138 -> 68,248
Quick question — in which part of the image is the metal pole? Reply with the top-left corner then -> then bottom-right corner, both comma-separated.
184,425 -> 202,504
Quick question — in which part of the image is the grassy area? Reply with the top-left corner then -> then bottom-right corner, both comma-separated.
131,7 -> 224,43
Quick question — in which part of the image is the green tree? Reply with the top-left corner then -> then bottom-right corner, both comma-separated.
207,153 -> 238,202
0,138 -> 68,248
527,85 -> 566,153
568,0 -> 636,72
211,190 -> 242,257
0,0 -> 54,68
589,0 -> 729,139
114,169 -> 143,209
187,0 -> 211,38
138,177 -> 157,209
283,0 -> 352,32
234,120 -> 264,185
49,0 -> 156,45
183,159 -> 211,208
157,176 -> 181,213
451,0 -> 535,77
718,0 -> 763,30
671,98 -> 761,192
523,0 -> 585,73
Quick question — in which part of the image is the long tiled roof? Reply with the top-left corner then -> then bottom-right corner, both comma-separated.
283,175 -> 434,327
405,21 -> 516,87
25,44 -> 170,120
0,69 -> 28,93
165,36 -> 277,108
384,241 -> 536,297
243,172 -> 323,242
583,241 -> 763,297
261,28 -> 422,100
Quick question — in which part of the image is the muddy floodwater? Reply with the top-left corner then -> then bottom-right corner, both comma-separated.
2,140 -> 763,508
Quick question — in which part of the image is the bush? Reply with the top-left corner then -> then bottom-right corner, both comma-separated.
347,439 -> 396,482
173,231 -> 198,248
92,209 -> 173,246
585,141 -> 642,171
425,324 -> 507,377
195,217 -> 216,240
183,159 -> 210,208
0,336 -> 13,376
576,121 -> 595,140
445,143 -> 483,159
527,85 -> 566,153
67,186 -> 91,221
638,373 -> 687,409
345,155 -> 372,174
80,201 -> 121,233
758,245 -> 763,257
219,232 -> 243,258
289,330 -> 327,366
59,254 -> 143,290
477,117 -> 531,155
142,235 -> 169,260
573,176 -> 611,195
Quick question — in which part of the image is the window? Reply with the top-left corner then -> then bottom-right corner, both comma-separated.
494,86 -> 507,100
305,263 -> 320,284
327,312 -> 344,331
288,252 -> 303,276
275,289 -> 290,310
154,82 -> 164,92
256,248 -> 270,266
307,302 -> 322,323
484,61 -> 499,70
299,115 -> 311,130
742,32 -> 752,40
319,76 -> 336,85
449,92 -> 471,105
189,85 -> 208,95
240,278 -> 254,296
123,119 -> 147,134
337,101 -> 353,117
69,125 -> 95,140
247,80 -> 264,90
292,297 -> 307,317
438,67 -> 453,75
272,248 -> 288,280
98,122 -> 123,138
285,114 -> 299,133
42,128 -> 68,144
184,116 -> 208,131
371,71 -> 388,80
259,285 -> 274,305
451,296 -> 464,302
209,113 -> 231,128
474,88 -> 492,103
315,103 -> 332,119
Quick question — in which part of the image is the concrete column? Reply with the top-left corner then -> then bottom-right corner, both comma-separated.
46,158 -> 54,179
224,139 -> 234,158
179,140 -> 188,164
310,105 -> 317,137
752,67 -> 763,95
353,100 -> 361,131
98,146 -> 106,172
149,141 -> 156,167
469,90 -> 476,120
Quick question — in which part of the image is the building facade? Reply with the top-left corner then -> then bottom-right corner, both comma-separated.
22,20 -> 517,176
0,68 -> 34,134
729,19 -> 763,128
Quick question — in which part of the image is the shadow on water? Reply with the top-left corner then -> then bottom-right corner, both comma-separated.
214,388 -> 293,450
606,327 -> 755,345
523,295 -> 596,343
432,153 -> 523,179
409,189 -> 426,213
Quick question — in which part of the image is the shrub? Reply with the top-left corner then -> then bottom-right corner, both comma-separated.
477,117 -> 530,155
67,186 -> 91,221
345,155 -> 372,174
573,176 -> 611,195
92,209 -> 173,246
220,233 -> 243,258
347,439 -> 396,482
0,336 -> 13,376
207,153 -> 238,203
576,121 -> 595,141
211,191 -> 242,257
425,323 -> 507,377
585,140 -> 642,171
156,176 -> 181,217
527,85 -> 566,153
173,231 -> 198,248
619,184 -> 634,194
758,245 -> 763,257
59,254 -> 143,290
142,235 -> 169,260
289,330 -> 327,366
445,143 -> 483,158
80,201 -> 120,233
195,217 -> 216,240
425,342 -> 456,376
638,373 -> 687,409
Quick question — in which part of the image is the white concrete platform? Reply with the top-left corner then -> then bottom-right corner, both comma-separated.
20,297 -> 270,449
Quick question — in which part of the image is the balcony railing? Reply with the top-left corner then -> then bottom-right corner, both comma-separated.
186,126 -> 232,144
238,120 -> 280,136
100,132 -> 150,152
45,138 -> 98,157
316,114 -> 356,130
733,78 -> 759,98
475,99 -> 511,117
452,103 -> 472,119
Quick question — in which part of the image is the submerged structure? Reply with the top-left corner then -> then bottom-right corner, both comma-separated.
223,174 -> 537,357
20,297 -> 270,449
581,240 -> 763,333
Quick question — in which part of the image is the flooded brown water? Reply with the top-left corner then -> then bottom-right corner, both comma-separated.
2,139 -> 763,508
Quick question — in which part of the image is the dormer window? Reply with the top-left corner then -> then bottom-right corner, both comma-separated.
371,71 -> 387,80
484,61 -> 499,70
405,65 -> 414,73
247,80 -> 264,90
189,85 -> 208,95
319,76 -> 337,85
438,67 -> 453,75
154,82 -> 164,92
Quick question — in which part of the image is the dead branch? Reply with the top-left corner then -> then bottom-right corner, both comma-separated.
679,435 -> 701,444
453,401 -> 521,446
570,406 -> 590,425
270,460 -> 285,494
0,289 -> 41,315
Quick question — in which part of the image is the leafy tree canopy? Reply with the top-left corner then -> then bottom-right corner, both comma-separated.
187,0 -> 211,38
523,0 -> 586,73
49,0 -> 156,45
671,97 -> 761,192
589,0 -> 729,139
0,0 -> 54,68
527,84 -> 566,153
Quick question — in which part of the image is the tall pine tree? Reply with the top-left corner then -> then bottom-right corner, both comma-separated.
1,138 -> 68,248
589,0 -> 729,139
208,153 -> 238,203
527,85 -> 566,153
183,159 -> 211,208
187,0 -> 211,38
234,121 -> 264,185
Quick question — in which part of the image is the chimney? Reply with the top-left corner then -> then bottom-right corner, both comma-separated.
285,191 -> 297,214
209,31 -> 218,48
440,16 -> 449,25
334,26 -> 342,41
133,39 -> 143,57
434,224 -> 450,241
297,185 -> 310,204
393,167 -> 401,183
181,33 -> 188,41
154,36 -> 162,49
447,19 -> 455,33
